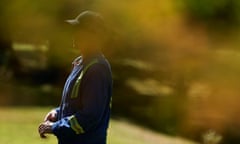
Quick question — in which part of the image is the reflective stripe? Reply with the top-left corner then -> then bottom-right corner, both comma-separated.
110,97 -> 112,108
69,115 -> 85,134
71,59 -> 98,98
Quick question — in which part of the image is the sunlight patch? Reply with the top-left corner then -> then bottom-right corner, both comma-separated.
126,78 -> 173,96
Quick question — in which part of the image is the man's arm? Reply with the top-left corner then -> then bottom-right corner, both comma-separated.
51,64 -> 110,138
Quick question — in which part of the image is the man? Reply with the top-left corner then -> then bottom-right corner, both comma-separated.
38,11 -> 113,144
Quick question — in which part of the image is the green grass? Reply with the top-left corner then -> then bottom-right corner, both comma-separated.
0,107 -> 197,144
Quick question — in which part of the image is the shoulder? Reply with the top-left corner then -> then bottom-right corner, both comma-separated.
96,56 -> 112,72
85,55 -> 111,74
82,58 -> 112,86
87,62 -> 108,76
84,60 -> 110,80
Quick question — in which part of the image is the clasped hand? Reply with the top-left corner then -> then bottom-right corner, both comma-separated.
38,109 -> 57,138
38,121 -> 53,138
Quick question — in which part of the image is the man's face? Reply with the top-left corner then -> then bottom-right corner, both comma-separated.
73,29 -> 103,55
73,30 -> 93,54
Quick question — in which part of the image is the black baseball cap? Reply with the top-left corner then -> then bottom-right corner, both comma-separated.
65,10 -> 105,33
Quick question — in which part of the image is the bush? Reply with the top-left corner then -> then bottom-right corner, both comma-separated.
180,0 -> 240,25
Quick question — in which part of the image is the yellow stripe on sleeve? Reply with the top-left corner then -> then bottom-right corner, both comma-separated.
69,115 -> 85,134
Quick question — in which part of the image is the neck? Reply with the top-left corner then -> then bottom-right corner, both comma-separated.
81,45 -> 101,58
82,51 -> 101,59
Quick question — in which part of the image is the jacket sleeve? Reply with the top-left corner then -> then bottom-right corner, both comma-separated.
52,64 -> 109,138
54,107 -> 60,120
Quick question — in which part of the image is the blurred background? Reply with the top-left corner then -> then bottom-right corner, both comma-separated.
1,0 -> 240,143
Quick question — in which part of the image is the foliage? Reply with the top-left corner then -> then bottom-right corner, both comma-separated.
180,0 -> 240,26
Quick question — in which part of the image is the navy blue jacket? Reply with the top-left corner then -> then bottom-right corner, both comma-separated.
52,54 -> 112,144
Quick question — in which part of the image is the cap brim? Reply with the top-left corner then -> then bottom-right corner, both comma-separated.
65,19 -> 79,25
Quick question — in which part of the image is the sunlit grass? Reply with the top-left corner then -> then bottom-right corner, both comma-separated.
0,107 -> 197,144
0,107 -> 56,144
